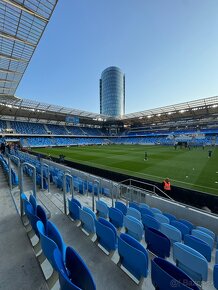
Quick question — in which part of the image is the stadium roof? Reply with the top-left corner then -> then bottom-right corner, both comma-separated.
0,95 -> 112,123
0,95 -> 217,126
0,0 -> 58,96
121,96 -> 218,125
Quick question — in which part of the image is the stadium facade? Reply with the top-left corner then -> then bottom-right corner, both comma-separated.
100,66 -> 125,117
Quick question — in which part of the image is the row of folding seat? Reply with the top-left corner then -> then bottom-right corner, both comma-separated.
12,150 -> 110,196
118,201 -> 218,286
68,197 -> 205,288
21,193 -> 96,290
0,154 -> 19,186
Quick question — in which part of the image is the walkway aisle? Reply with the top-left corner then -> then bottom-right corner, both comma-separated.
0,167 -> 48,290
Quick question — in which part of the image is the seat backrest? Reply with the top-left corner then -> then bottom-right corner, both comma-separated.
36,205 -> 47,231
171,221 -> 189,240
173,242 -> 208,282
56,246 -> 96,290
160,223 -> 182,243
179,219 -> 194,232
141,214 -> 160,231
196,226 -> 215,241
214,265 -> 218,290
145,227 -> 170,259
80,207 -> 96,234
118,233 -> 148,281
126,207 -> 141,220
123,215 -> 144,241
139,203 -> 150,210
139,207 -> 154,217
192,229 -> 214,250
184,234 -> 211,262
150,207 -> 162,214
37,221 -> 60,271
95,218 -> 117,252
129,202 -> 141,212
154,213 -> 170,224
26,203 -> 41,236
47,220 -> 66,262
29,194 -> 37,214
115,201 -> 127,215
96,200 -> 109,218
68,198 -> 81,221
163,213 -> 177,222
71,198 -> 82,208
151,257 -> 200,290
109,207 -> 123,228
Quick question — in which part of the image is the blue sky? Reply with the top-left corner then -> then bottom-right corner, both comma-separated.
16,0 -> 218,114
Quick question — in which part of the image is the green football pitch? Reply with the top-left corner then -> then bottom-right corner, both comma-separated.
34,145 -> 218,195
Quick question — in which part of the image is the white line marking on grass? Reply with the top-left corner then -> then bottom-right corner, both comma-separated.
74,159 -> 218,192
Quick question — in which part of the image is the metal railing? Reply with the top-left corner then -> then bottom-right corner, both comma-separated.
92,179 -> 100,211
121,178 -> 174,201
63,172 -> 74,214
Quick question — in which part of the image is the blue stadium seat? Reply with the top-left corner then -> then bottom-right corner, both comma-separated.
145,227 -> 170,259
139,203 -> 150,210
192,229 -> 214,250
109,207 -> 123,229
154,213 -> 170,224
173,242 -> 208,283
129,201 -> 141,212
123,215 -> 144,241
139,207 -> 154,217
95,218 -> 117,253
141,214 -> 160,231
115,201 -> 127,215
96,200 -> 109,218
53,247 -> 96,290
25,203 -> 41,237
184,234 -> 211,262
126,207 -> 141,220
150,207 -> 162,214
37,220 -> 66,274
36,205 -> 48,231
68,198 -> 81,221
171,220 -> 190,240
80,207 -> 96,234
29,194 -> 37,214
196,226 -> 215,241
118,233 -> 149,282
151,257 -> 200,290
163,213 -> 177,222
179,219 -> 194,233
160,223 -> 182,243
214,265 -> 218,290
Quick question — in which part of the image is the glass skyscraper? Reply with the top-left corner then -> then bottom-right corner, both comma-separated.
100,66 -> 125,117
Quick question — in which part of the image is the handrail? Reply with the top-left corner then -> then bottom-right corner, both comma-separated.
92,179 -> 100,211
41,162 -> 50,192
20,162 -> 36,216
63,172 -> 74,214
120,178 -> 174,201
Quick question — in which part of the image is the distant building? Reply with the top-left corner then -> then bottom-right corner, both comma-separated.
100,66 -> 125,117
